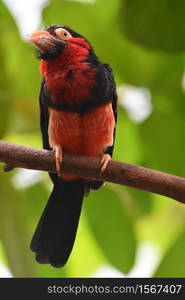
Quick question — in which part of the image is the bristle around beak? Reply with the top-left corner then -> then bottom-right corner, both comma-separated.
29,30 -> 59,53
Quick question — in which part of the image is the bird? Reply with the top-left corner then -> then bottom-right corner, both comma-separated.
29,25 -> 117,268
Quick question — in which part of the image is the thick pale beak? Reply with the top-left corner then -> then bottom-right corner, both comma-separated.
29,30 -> 59,53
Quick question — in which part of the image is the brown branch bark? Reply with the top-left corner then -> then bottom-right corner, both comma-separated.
0,140 -> 185,203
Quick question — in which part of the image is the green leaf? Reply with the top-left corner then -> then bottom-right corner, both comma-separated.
0,1 -> 40,134
120,37 -> 185,96
84,185 -> 137,274
0,1 -> 40,96
0,2 -> 14,138
154,229 -> 185,277
139,93 -> 185,177
0,95 -> 12,138
62,211 -> 106,277
0,168 -> 35,276
122,0 -> 185,53
123,186 -> 154,220
114,107 -> 143,164
136,194 -> 185,253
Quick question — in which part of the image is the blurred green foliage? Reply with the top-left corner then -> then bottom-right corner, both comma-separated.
122,0 -> 185,53
0,0 -> 185,277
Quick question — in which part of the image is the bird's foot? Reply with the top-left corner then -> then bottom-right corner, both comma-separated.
99,154 -> 111,175
53,145 -> 63,177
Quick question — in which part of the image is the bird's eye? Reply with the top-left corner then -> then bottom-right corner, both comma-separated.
54,28 -> 72,40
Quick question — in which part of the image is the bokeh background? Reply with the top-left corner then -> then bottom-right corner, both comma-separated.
0,0 -> 185,278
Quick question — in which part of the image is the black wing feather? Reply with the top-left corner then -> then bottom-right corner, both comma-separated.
86,63 -> 117,190
39,80 -> 51,150
39,80 -> 58,183
102,63 -> 117,157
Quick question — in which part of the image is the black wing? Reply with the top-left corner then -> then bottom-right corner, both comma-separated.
87,64 -> 117,191
39,80 -> 58,183
102,63 -> 117,157
39,80 -> 51,150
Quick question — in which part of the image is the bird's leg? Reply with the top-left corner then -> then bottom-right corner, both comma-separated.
53,145 -> 63,177
99,153 -> 111,175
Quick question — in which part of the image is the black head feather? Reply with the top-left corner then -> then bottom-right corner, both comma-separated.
38,25 -> 91,60
46,24 -> 86,39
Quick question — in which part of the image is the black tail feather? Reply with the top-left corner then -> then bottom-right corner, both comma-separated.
30,179 -> 85,268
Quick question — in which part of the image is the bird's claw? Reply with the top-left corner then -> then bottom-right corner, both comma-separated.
99,154 -> 111,175
53,145 -> 63,177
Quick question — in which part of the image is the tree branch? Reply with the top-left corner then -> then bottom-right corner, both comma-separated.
0,140 -> 185,203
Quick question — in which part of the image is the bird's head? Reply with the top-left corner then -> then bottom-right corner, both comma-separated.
29,25 -> 93,61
